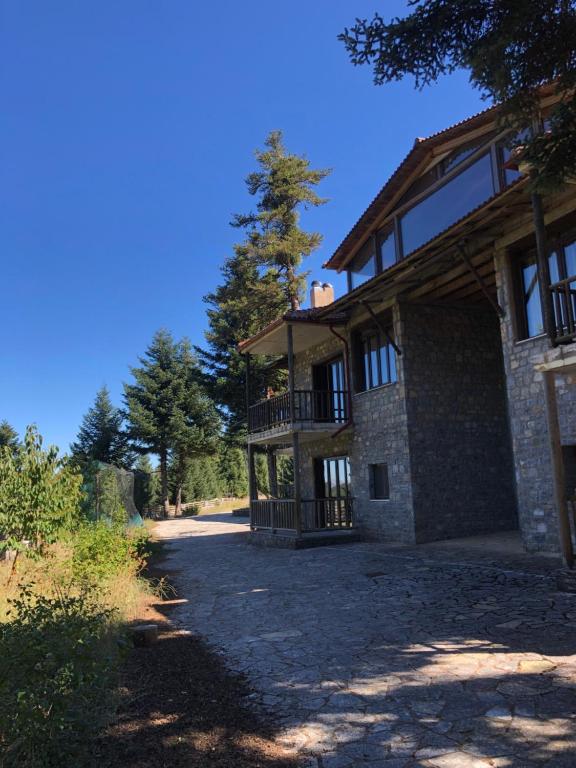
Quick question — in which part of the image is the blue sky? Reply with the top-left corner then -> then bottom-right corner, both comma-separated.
0,1 -> 485,452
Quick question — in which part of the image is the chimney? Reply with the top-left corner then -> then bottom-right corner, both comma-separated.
310,281 -> 334,309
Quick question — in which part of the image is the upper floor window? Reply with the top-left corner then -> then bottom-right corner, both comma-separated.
356,327 -> 397,392
349,240 -> 377,290
400,152 -> 495,256
515,236 -> 576,341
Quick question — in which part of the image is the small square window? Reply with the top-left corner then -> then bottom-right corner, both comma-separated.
369,463 -> 389,500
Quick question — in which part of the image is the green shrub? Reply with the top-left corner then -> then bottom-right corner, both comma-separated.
69,522 -> 144,585
0,586 -> 120,768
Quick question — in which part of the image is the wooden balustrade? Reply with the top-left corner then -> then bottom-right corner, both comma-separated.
248,390 -> 348,433
550,276 -> 576,344
250,497 -> 353,532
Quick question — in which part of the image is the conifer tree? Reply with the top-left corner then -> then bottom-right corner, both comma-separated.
340,1 -> 576,190
232,131 -> 331,310
70,387 -> 133,469
124,330 -> 220,516
134,454 -> 160,513
0,421 -> 19,454
197,245 -> 288,435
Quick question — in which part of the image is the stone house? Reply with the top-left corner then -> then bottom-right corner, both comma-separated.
239,91 -> 576,564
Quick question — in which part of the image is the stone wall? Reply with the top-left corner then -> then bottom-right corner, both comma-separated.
291,308 -> 417,543
495,250 -> 576,553
400,301 -> 518,543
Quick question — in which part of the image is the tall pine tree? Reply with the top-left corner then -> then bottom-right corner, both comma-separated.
124,330 -> 220,516
70,387 -> 133,469
197,244 -> 288,435
232,131 -> 330,310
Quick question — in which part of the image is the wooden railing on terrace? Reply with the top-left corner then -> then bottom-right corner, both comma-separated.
251,497 -> 353,532
550,276 -> 576,344
248,390 -> 348,433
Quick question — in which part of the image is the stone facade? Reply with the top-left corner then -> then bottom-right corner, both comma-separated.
400,302 -> 517,543
495,250 -> 576,553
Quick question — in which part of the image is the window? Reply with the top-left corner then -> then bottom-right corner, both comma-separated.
369,463 -> 389,500
349,240 -> 377,289
515,236 -> 576,340
378,224 -> 396,270
400,153 -> 495,256
357,327 -> 397,391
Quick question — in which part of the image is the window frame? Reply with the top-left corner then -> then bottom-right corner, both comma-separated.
513,230 -> 576,341
369,463 -> 390,501
354,324 -> 398,393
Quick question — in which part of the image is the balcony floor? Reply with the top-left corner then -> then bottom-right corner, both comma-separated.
247,420 -> 349,445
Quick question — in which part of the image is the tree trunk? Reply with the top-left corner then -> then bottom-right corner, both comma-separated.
160,450 -> 170,518
286,266 -> 300,311
174,485 -> 182,517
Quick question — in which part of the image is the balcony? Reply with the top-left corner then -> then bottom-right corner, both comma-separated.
251,496 -> 353,533
550,276 -> 576,344
248,389 -> 349,443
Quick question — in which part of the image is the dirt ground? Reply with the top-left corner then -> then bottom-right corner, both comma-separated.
97,555 -> 300,768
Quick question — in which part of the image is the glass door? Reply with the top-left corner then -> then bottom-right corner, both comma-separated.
314,455 -> 351,528
312,356 -> 346,423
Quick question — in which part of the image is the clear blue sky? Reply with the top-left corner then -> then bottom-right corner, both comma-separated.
1,1 -> 485,452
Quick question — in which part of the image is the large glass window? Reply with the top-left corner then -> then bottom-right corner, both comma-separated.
400,153 -> 495,256
378,225 -> 396,270
360,328 -> 397,391
516,237 -> 576,340
349,240 -> 376,289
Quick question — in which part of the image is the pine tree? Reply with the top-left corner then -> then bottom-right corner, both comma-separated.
70,387 -> 133,469
124,330 -> 220,516
197,245 -> 288,435
339,1 -> 576,190
218,443 -> 248,498
232,131 -> 331,310
133,454 -> 160,514
0,421 -> 19,454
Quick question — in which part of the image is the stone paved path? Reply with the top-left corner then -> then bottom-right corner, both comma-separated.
155,515 -> 576,767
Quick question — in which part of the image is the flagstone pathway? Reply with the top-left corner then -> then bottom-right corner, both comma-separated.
155,515 -> 576,767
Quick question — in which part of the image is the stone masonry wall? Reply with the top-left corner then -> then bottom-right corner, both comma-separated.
292,308 -> 416,543
401,302 -> 518,543
495,250 -> 576,553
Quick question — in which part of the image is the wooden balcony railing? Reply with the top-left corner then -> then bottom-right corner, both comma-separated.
248,389 -> 348,433
550,276 -> 576,344
250,497 -> 353,532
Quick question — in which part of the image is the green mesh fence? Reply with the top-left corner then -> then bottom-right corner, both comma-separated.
81,461 -> 143,527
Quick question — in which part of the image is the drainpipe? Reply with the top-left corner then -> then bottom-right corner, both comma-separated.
329,325 -> 353,438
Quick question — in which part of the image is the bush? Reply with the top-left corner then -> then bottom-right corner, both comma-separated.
0,586 -> 120,768
68,522 -> 146,586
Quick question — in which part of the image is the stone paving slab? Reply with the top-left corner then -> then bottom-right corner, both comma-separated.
155,515 -> 576,767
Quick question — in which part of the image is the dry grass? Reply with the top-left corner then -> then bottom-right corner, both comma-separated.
0,540 -> 154,625
193,497 -> 248,516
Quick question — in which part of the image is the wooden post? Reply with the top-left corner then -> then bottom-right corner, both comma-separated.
292,431 -> 302,537
247,443 -> 256,529
245,352 -> 251,430
287,324 -> 295,424
531,190 -> 556,343
542,370 -> 574,568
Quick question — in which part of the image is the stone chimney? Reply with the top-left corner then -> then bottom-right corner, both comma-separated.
310,281 -> 335,308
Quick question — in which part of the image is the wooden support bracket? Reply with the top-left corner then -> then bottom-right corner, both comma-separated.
456,241 -> 506,318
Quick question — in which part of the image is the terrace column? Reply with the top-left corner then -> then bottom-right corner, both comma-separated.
247,443 -> 257,530
292,431 -> 302,538
287,323 -> 295,424
542,370 -> 574,568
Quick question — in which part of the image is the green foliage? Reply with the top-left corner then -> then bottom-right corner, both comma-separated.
133,454 -> 160,513
124,330 -> 221,513
218,444 -> 248,498
197,246 -> 288,434
339,0 -> 576,190
68,522 -> 144,586
70,386 -> 134,470
232,131 -> 330,310
0,586 -> 119,768
0,426 -> 83,557
0,421 -> 19,454
182,454 -> 222,501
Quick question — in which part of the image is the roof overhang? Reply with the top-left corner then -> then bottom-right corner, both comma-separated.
238,314 -> 347,356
